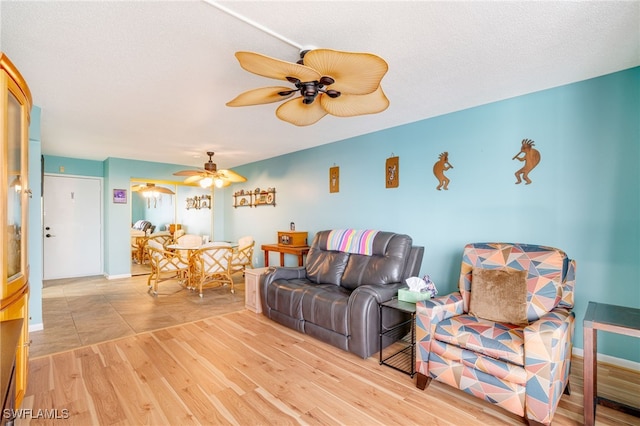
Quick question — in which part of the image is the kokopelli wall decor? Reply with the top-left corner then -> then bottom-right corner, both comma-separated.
433,152 -> 453,190
513,139 -> 541,184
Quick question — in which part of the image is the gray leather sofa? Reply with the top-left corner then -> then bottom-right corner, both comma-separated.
260,230 -> 424,358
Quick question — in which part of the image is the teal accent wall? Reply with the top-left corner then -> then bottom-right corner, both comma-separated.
131,191 -> 146,224
43,155 -> 103,177
28,106 -> 42,326
223,67 -> 639,363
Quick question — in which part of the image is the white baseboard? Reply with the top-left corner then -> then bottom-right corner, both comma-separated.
105,273 -> 131,280
29,323 -> 44,333
573,347 -> 640,372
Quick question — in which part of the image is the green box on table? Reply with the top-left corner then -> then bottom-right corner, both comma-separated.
397,287 -> 431,303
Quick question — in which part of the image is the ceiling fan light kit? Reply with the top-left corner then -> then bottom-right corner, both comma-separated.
227,48 -> 390,126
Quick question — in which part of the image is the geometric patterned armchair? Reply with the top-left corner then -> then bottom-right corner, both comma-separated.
416,243 -> 576,425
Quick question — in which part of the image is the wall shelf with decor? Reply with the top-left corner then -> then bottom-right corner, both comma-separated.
254,188 -> 276,207
186,195 -> 211,210
233,188 -> 276,208
233,190 -> 252,208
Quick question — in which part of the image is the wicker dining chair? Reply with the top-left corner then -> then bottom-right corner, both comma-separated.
146,239 -> 190,296
230,236 -> 254,276
191,245 -> 234,298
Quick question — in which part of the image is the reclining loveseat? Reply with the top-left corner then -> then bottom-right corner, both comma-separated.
260,229 -> 424,358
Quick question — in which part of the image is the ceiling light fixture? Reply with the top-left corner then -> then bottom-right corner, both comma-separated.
199,177 -> 213,188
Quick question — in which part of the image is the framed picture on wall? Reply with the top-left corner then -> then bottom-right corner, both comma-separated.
113,189 -> 127,204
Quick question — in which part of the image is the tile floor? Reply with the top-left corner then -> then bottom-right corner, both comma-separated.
29,271 -> 246,358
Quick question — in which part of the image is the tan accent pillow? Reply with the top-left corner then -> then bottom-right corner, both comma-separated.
469,269 -> 529,326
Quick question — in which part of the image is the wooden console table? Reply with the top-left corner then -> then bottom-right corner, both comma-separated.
261,244 -> 309,267
583,301 -> 640,426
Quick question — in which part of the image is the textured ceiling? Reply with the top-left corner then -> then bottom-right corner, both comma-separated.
1,1 -> 638,171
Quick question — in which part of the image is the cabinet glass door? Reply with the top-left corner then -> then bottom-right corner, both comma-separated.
6,90 -> 22,280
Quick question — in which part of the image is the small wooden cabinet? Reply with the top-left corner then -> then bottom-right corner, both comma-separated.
244,267 -> 268,313
1,53 -> 32,409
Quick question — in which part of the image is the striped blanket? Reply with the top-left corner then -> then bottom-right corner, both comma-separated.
326,229 -> 379,256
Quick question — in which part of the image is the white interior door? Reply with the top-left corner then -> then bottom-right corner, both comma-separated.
43,175 -> 103,279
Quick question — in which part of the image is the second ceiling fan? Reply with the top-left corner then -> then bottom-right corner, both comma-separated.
173,152 -> 247,188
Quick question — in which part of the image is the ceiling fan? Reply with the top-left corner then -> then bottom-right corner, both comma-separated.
173,152 -> 247,188
131,183 -> 175,195
131,183 -> 175,208
226,48 -> 389,126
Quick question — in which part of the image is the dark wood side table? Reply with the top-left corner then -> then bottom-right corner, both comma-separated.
583,302 -> 640,426
261,244 -> 310,267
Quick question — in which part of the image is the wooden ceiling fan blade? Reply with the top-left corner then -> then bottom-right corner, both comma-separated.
303,49 -> 388,95
226,86 -> 295,107
154,187 -> 175,195
132,183 -> 175,195
217,169 -> 247,183
184,175 -> 204,184
234,51 -> 320,82
320,86 -> 389,117
276,97 -> 328,126
173,169 -> 206,176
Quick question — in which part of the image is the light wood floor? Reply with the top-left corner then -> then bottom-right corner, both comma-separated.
20,306 -> 640,425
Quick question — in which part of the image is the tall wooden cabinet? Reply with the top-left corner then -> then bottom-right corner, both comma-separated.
0,53 -> 32,409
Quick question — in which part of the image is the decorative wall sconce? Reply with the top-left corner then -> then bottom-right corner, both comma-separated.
186,194 -> 212,210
